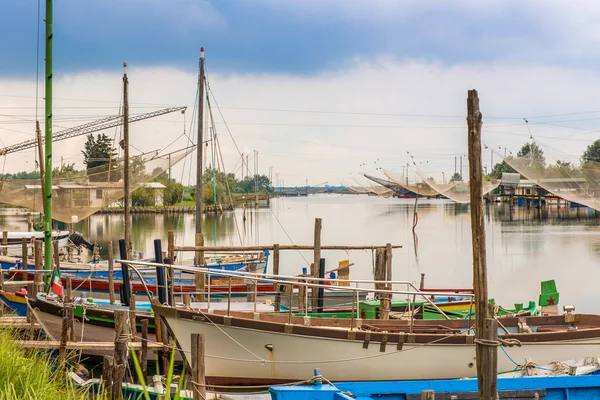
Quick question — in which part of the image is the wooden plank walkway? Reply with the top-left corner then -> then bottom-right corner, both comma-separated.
14,340 -> 163,350
0,316 -> 41,329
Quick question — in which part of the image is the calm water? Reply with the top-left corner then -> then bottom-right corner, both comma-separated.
1,194 -> 599,312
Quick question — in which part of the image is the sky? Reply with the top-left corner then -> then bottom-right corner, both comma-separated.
3,0 -> 600,186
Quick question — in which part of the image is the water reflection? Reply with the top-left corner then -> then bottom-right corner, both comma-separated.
2,195 -> 600,312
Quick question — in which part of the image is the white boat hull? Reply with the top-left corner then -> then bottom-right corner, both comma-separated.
161,313 -> 600,384
0,231 -> 70,258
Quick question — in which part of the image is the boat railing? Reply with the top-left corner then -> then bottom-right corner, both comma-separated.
116,259 -> 472,323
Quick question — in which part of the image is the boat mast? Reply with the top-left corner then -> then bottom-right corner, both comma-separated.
123,62 -> 131,260
43,0 -> 53,275
196,48 -> 205,235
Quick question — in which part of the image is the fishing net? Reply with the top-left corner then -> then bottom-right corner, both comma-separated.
382,169 -> 444,197
341,176 -> 394,197
0,147 -> 194,223
413,167 -> 500,203
500,141 -> 600,210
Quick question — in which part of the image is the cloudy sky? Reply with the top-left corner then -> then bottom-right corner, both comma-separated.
2,0 -> 600,186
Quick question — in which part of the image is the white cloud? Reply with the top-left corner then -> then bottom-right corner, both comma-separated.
2,58 -> 600,186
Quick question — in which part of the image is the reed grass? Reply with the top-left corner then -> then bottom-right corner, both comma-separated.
0,329 -> 86,400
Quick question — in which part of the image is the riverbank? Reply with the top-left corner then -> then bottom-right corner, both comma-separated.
0,329 -> 85,399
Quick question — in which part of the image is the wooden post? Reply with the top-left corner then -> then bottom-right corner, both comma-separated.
195,233 -> 205,302
273,244 -> 281,312
385,243 -> 392,288
191,333 -> 206,400
2,231 -> 7,246
102,355 -> 114,398
21,237 -> 28,263
298,279 -> 307,313
421,390 -> 435,400
34,240 -> 43,294
59,305 -> 73,368
483,318 -> 498,394
183,293 -> 191,307
168,269 -> 175,306
113,310 -> 128,400
374,248 -> 389,319
154,317 -> 163,374
312,218 -> 322,310
467,89 -> 496,399
160,319 -> 170,376
384,243 -> 393,317
52,239 -> 60,274
246,263 -> 257,302
129,294 -> 137,341
123,63 -> 132,263
165,232 -> 176,306
26,283 -> 35,339
141,319 -> 149,384
65,276 -> 73,303
168,230 -> 175,263
108,241 -> 115,305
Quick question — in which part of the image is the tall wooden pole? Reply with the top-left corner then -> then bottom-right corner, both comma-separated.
467,89 -> 497,399
43,0 -> 53,278
123,62 -> 132,260
196,48 -> 205,236
312,217 -> 322,310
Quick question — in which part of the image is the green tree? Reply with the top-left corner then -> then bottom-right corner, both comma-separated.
237,174 -> 272,193
488,161 -> 516,179
82,134 -> 118,181
82,134 -> 117,170
517,142 -> 545,166
582,140 -> 600,164
0,171 -> 41,180
450,172 -> 463,182
153,173 -> 186,206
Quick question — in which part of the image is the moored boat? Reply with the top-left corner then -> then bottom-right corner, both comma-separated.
152,299 -> 600,386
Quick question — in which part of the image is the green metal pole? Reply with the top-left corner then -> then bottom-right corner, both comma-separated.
44,0 -> 53,275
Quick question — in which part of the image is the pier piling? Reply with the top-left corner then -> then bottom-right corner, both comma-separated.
312,218 -> 322,310
191,333 -> 206,400
108,241 -> 115,305
273,243 -> 281,311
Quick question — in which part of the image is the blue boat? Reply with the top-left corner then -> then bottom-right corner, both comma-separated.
0,250 -> 269,282
270,371 -> 600,399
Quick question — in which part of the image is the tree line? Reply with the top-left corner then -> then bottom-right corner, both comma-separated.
1,133 -> 272,208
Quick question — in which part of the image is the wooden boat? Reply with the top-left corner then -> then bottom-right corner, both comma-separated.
0,250 -> 269,281
152,299 -> 600,386
24,292 -> 275,359
0,231 -> 82,258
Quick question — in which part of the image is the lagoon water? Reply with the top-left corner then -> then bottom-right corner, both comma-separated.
1,194 -> 599,312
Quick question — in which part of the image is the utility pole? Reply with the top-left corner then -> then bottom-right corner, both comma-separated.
43,0 -> 53,275
455,156 -> 457,175
123,62 -> 132,260
460,156 -> 463,178
196,48 -> 206,235
467,89 -> 497,400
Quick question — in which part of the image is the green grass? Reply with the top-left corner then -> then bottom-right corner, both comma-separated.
0,330 -> 86,400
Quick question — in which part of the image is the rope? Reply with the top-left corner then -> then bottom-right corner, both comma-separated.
474,338 -> 522,347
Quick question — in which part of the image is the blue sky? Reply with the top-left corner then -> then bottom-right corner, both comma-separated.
0,0 -> 585,77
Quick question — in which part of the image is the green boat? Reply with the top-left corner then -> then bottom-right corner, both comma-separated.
286,280 -> 557,320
